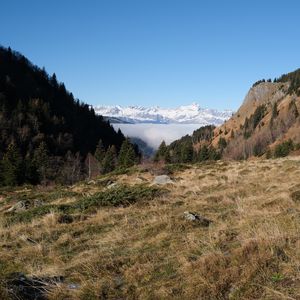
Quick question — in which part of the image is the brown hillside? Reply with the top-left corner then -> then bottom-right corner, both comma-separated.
209,80 -> 300,159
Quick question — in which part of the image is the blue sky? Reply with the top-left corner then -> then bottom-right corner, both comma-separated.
0,0 -> 300,110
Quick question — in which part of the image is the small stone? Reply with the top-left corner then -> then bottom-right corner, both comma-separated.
68,283 -> 80,290
6,201 -> 29,212
183,211 -> 211,227
106,182 -> 118,189
34,199 -> 44,207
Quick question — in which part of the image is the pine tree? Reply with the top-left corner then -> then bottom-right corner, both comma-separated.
118,139 -> 130,167
33,142 -> 49,182
230,130 -> 235,138
50,73 -> 58,87
154,140 -> 167,162
118,139 -> 136,168
94,139 -> 105,163
181,141 -> 194,163
289,100 -> 299,118
218,137 -> 227,150
198,145 -> 209,161
2,143 -> 24,186
272,102 -> 278,119
102,145 -> 117,174
164,150 -> 171,163
24,151 -> 39,184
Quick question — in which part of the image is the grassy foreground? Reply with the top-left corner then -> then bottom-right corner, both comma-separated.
0,158 -> 300,299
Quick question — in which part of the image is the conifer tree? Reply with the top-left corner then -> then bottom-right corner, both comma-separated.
164,150 -> 171,163
154,140 -> 167,162
118,138 -> 130,167
33,141 -> 49,182
181,141 -> 193,163
289,100 -> 299,118
50,73 -> 58,87
2,143 -> 24,186
94,139 -> 105,163
24,152 -> 39,184
126,143 -> 136,167
198,145 -> 209,161
218,137 -> 227,151
118,138 -> 136,168
102,145 -> 117,174
272,102 -> 278,119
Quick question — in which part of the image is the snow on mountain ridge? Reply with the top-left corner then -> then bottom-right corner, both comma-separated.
94,103 -> 233,125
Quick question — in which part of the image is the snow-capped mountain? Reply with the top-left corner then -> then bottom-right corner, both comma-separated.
94,103 -> 233,125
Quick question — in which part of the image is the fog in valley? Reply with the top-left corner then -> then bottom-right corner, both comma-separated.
112,123 -> 202,149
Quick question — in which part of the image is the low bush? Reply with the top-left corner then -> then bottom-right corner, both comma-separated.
72,184 -> 165,211
291,190 -> 300,202
4,184 -> 165,225
164,163 -> 191,174
274,140 -> 294,158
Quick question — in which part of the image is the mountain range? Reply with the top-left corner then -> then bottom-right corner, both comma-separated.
94,103 -> 233,125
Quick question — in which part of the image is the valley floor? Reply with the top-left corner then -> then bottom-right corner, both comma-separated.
0,158 -> 300,299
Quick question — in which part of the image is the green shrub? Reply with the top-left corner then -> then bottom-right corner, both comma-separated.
218,137 -> 227,150
243,105 -> 266,139
265,149 -> 272,159
274,140 -> 294,158
4,184 -> 165,225
73,184 -> 165,210
290,190 -> 300,202
164,163 -> 191,174
5,204 -> 63,225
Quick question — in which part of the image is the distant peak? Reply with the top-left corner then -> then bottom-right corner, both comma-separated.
94,103 -> 233,125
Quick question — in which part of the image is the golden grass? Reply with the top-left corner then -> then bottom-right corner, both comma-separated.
1,158 -> 300,299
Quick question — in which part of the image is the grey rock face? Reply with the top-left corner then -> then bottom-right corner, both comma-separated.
242,82 -> 287,107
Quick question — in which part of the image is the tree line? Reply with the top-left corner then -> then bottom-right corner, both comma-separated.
153,126 -> 222,164
0,46 -> 140,186
0,137 -> 140,186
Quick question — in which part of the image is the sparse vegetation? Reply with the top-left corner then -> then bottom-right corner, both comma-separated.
0,158 -> 300,299
277,68 -> 300,95
274,139 -> 294,158
252,79 -> 266,87
243,105 -> 267,139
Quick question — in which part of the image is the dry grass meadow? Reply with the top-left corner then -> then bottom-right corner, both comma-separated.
0,157 -> 300,299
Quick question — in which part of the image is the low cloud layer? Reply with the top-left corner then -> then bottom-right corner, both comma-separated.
112,124 -> 202,149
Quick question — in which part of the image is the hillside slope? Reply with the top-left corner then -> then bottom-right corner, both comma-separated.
0,158 -> 300,299
212,71 -> 300,159
0,46 -> 127,184
159,69 -> 300,162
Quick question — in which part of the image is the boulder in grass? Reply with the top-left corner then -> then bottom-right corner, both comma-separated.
6,273 -> 64,300
183,211 -> 211,227
6,201 -> 30,213
153,175 -> 174,185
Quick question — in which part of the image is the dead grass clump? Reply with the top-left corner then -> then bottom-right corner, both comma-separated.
1,157 -> 300,299
290,190 -> 300,202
